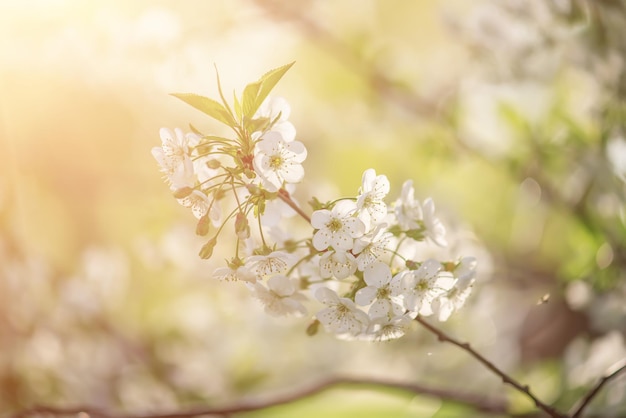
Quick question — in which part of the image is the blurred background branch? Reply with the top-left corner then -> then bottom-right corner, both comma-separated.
8,376 -> 509,418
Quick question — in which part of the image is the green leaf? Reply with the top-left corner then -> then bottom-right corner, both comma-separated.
242,80 -> 262,118
256,61 -> 295,110
241,61 -> 295,119
171,93 -> 236,127
214,66 -> 235,122
244,116 -> 270,133
233,91 -> 242,121
188,123 -> 204,136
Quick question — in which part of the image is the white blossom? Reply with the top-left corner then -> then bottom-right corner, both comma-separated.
319,250 -> 357,280
177,190 -> 210,219
251,275 -> 307,317
422,198 -> 447,247
433,257 -> 477,321
255,96 -> 296,142
311,200 -> 365,251
355,262 -> 404,318
246,251 -> 294,279
399,259 -> 455,316
213,265 -> 257,283
356,168 -> 390,229
315,287 -> 369,336
393,180 -> 447,246
352,224 -> 392,271
152,128 -> 196,189
253,131 -> 307,192
365,314 -> 413,341
394,180 -> 422,230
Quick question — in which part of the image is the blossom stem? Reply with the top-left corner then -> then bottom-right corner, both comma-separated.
414,316 -> 567,418
257,208 -> 268,248
327,197 -> 356,207
278,188 -> 311,224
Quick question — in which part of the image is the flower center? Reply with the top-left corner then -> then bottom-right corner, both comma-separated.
326,218 -> 343,233
376,286 -> 390,299
416,279 -> 429,292
336,303 -> 350,319
269,154 -> 284,170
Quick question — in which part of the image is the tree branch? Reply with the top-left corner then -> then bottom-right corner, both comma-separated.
570,360 -> 626,418
415,316 -> 567,418
8,376 -> 508,418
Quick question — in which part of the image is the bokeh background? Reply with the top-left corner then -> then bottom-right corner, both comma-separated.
1,0 -> 625,417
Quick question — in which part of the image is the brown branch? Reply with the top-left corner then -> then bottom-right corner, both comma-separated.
278,187 -> 311,224
570,360 -> 626,418
415,316 -> 568,418
8,376 -> 508,418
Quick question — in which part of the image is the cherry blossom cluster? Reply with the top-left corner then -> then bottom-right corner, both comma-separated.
152,63 -> 477,341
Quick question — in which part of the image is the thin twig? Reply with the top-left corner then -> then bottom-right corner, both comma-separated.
7,376 -> 508,418
570,360 -> 626,418
278,187 -> 311,224
415,316 -> 567,418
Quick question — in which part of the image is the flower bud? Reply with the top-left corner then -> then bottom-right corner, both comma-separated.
196,214 -> 210,236
199,238 -> 217,259
235,212 -> 250,240
306,319 -> 320,336
442,261 -> 456,272
206,159 -> 221,169
405,260 -> 419,270
173,187 -> 194,199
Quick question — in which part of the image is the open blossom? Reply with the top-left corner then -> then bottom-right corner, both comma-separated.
399,259 -> 455,316
365,314 -> 413,341
213,264 -> 257,283
394,180 -> 422,230
177,190 -> 211,219
355,262 -> 404,318
433,257 -> 477,321
311,200 -> 365,251
246,251 -> 294,279
315,287 -> 369,336
152,128 -> 196,189
319,250 -> 357,279
434,278 -> 474,322
352,224 -> 392,271
393,180 -> 447,247
253,131 -> 307,192
250,275 -> 307,317
422,198 -> 447,247
255,96 -> 296,142
156,127 -> 192,162
453,256 -> 478,284
356,168 -> 390,229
